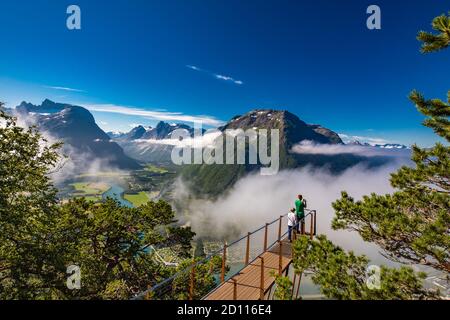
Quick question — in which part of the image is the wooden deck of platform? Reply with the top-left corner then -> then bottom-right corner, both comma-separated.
204,239 -> 293,300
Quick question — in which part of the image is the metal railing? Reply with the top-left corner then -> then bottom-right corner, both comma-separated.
204,209 -> 317,300
132,209 -> 317,300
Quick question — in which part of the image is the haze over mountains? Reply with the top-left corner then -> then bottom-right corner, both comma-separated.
107,122 -> 203,164
347,139 -> 408,149
109,109 -> 350,168
109,121 -> 200,141
179,110 -> 406,195
9,99 -> 409,194
13,100 -> 141,170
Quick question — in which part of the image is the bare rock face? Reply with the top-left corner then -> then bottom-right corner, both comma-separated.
220,109 -> 343,147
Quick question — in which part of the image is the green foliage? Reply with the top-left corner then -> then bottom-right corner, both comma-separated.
283,14 -> 450,300
417,12 -> 450,53
332,16 -> 450,274
102,279 -> 130,300
409,90 -> 450,141
332,188 -> 449,273
272,274 -> 293,300
291,236 -> 437,300
56,198 -> 195,299
194,238 -> 206,258
0,108 -> 63,299
0,109 -> 198,299
144,164 -> 169,174
170,255 -> 223,300
181,162 -> 248,198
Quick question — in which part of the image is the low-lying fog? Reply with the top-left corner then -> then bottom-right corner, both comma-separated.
176,156 -> 412,267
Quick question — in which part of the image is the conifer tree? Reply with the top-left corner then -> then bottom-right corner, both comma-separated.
332,12 -> 449,274
417,12 -> 450,53
280,14 -> 449,300
0,108 -> 203,299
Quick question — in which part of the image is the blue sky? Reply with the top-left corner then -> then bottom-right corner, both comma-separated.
0,0 -> 448,146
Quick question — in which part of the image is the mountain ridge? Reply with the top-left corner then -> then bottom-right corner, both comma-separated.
179,109 -> 384,196
112,109 -> 344,167
14,100 -> 141,171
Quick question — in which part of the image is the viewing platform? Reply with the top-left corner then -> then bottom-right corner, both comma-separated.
134,210 -> 317,300
204,211 -> 316,300
204,239 -> 293,300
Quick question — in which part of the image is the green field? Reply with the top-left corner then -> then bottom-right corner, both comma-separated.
70,182 -> 110,202
79,195 -> 103,202
144,164 -> 169,174
124,192 -> 150,207
71,182 -> 110,194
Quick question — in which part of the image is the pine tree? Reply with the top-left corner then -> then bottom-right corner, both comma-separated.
417,12 -> 450,53
332,13 -> 450,274
284,14 -> 449,300
0,108 -> 202,299
292,235 -> 436,299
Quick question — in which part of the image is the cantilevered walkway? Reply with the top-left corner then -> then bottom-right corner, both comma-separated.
133,210 -> 316,300
204,210 -> 316,300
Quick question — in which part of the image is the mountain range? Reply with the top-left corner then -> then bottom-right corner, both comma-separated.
111,109 -> 346,165
108,121 -> 201,141
347,139 -> 409,149
14,100 -> 141,170
109,109 -> 405,196
178,109 -> 395,196
10,99 -> 405,194
104,108 -> 402,196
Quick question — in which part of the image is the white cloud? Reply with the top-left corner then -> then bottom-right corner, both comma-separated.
215,74 -> 243,85
186,65 -> 243,85
215,75 -> 233,81
135,130 -> 222,147
291,140 -> 410,157
85,103 -> 224,127
292,140 -> 368,155
339,133 -> 390,145
186,65 -> 201,71
44,85 -> 85,93
177,163 -> 409,266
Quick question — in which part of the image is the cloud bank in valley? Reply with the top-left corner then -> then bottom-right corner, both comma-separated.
177,162 -> 409,266
338,133 -> 391,145
12,112 -> 127,184
134,130 -> 223,148
291,140 -> 411,157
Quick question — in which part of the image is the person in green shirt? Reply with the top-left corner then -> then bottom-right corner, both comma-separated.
295,194 -> 307,232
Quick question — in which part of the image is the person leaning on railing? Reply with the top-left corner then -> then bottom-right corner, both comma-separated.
295,194 -> 307,233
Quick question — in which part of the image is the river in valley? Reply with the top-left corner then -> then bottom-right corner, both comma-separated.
102,184 -> 133,207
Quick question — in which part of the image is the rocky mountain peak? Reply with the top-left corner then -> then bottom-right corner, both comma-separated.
220,108 -> 342,146
16,99 -> 70,114
14,99 -> 141,170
